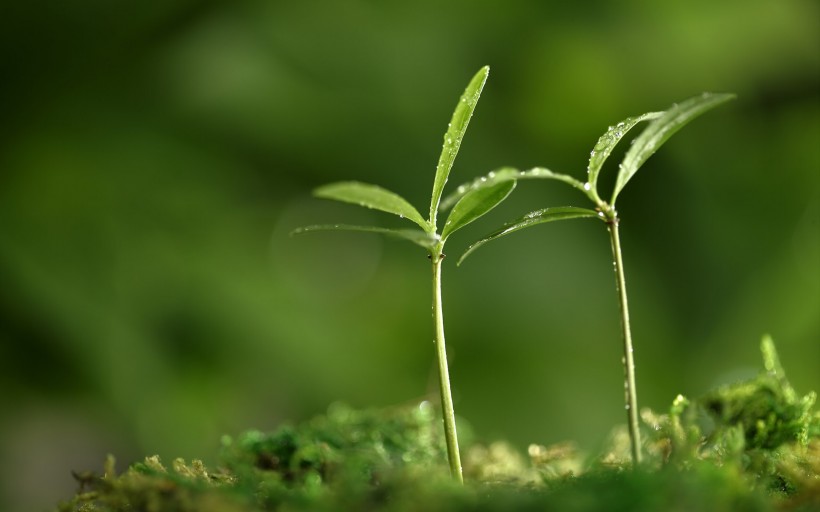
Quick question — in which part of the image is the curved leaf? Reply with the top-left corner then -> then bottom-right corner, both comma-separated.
440,167 -> 519,211
458,206 -> 600,265
586,112 -> 663,193
314,181 -> 428,230
429,66 -> 490,228
611,92 -> 735,204
441,167 -> 584,211
441,180 -> 516,241
291,224 -> 437,250
517,167 -> 588,193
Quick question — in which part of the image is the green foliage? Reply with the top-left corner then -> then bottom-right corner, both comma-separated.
457,92 -> 737,263
440,181 -> 516,241
293,66 -> 507,247
430,66 -> 490,228
56,339 -> 819,511
638,338 -> 820,507
313,182 -> 429,230
611,93 -> 736,204
458,207 -> 599,265
291,224 -> 437,250
698,336 -> 818,451
586,112 -> 662,196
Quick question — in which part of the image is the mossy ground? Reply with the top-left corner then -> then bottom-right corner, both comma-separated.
57,340 -> 819,512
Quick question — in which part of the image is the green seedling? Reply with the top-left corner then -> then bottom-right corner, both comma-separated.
450,92 -> 736,465
292,66 -> 516,482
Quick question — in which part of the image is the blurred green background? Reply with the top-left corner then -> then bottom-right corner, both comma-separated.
1,0 -> 818,509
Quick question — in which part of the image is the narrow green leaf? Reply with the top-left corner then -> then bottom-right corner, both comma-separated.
440,167 -> 519,211
441,180 -> 516,241
441,167 -> 584,211
291,224 -> 437,250
429,66 -> 490,228
458,207 -> 600,265
314,181 -> 428,230
517,167 -> 588,193
611,92 -> 735,204
586,112 -> 663,193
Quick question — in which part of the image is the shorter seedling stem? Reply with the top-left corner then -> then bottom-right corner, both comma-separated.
455,92 -> 735,467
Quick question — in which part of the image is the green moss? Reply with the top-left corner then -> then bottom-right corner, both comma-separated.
57,339 -> 819,512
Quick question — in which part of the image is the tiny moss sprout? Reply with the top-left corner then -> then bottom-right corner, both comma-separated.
58,337 -> 819,512
453,92 -> 736,465
292,66 -> 516,482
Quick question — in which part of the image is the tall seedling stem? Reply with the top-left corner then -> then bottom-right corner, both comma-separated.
293,67 -> 517,481
607,216 -> 641,463
431,246 -> 462,480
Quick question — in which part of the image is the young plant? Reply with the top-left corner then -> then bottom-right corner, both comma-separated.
292,66 -> 516,482
450,92 -> 736,465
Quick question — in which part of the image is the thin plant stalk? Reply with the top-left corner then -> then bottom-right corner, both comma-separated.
606,215 -> 642,465
431,246 -> 463,482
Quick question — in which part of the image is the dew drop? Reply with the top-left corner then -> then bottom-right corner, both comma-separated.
625,404 -> 631,410
487,171 -> 496,179
583,182 -> 591,191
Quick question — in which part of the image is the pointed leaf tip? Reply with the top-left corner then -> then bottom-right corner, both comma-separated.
612,92 -> 735,204
587,112 -> 663,194
429,67 -> 491,228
